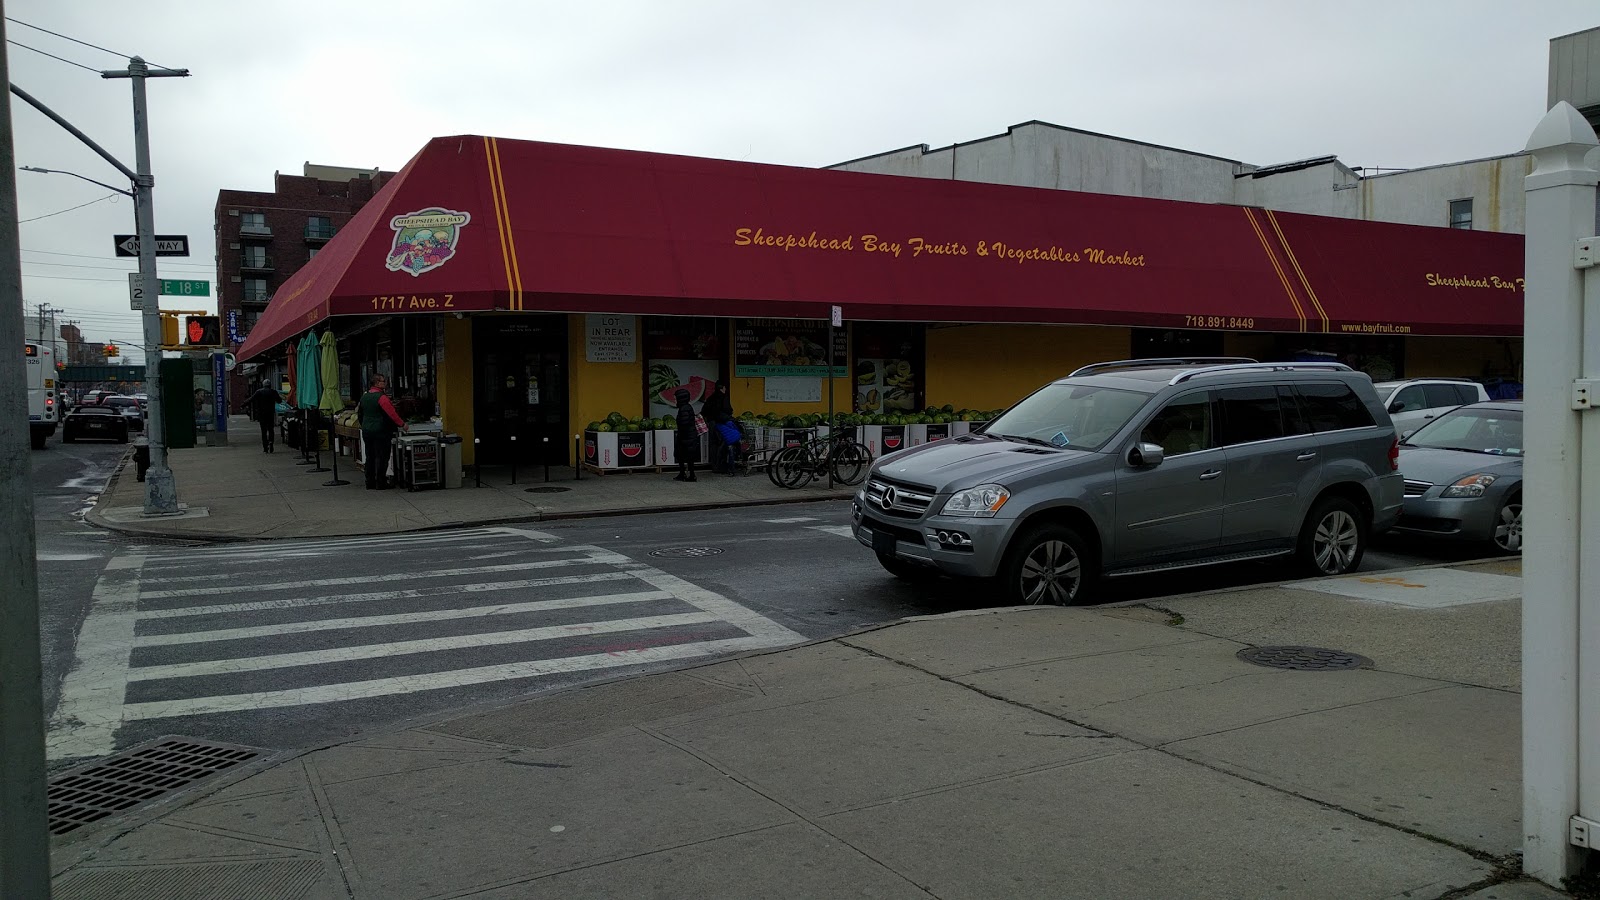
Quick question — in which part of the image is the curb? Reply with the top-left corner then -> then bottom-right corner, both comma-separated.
83,470 -> 856,544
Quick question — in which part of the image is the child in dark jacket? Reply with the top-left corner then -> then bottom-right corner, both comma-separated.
673,388 -> 699,482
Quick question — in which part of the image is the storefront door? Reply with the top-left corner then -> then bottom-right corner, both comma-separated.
474,316 -> 569,466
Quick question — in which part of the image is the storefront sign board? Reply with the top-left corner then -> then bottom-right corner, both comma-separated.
734,319 -> 847,377
585,314 -> 637,363
763,376 -> 822,403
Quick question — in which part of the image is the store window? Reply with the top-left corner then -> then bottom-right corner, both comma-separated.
1449,199 -> 1473,230
1132,328 -> 1224,360
851,323 -> 923,414
643,317 -> 725,418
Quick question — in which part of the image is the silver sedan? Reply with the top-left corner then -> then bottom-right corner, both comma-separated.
1391,401 -> 1523,553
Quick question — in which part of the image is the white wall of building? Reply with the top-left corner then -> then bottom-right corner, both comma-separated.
1362,155 -> 1533,232
834,119 -> 1530,234
834,121 -> 1243,205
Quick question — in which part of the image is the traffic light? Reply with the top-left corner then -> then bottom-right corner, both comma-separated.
185,316 -> 222,347
161,316 -> 178,346
103,344 -> 119,358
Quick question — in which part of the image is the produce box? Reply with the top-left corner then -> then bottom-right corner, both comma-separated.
583,430 -> 654,469
860,424 -> 909,456
654,430 -> 707,466
925,423 -> 951,442
905,423 -> 929,447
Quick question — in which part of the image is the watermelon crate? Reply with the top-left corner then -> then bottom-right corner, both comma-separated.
583,430 -> 655,471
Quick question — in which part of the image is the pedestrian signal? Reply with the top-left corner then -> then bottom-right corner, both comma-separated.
185,316 -> 222,347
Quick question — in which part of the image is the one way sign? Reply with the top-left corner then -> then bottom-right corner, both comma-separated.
113,234 -> 190,257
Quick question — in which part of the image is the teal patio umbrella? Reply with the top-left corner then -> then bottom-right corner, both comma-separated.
293,332 -> 323,467
317,330 -> 349,485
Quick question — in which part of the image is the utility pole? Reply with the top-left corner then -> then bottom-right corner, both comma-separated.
103,57 -> 188,515
0,11 -> 54,900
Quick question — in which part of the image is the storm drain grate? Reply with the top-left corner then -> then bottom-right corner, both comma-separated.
649,546 -> 724,558
1237,646 -> 1372,671
47,738 -> 261,836
525,486 -> 571,493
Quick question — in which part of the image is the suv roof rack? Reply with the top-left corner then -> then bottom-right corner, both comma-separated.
1168,361 -> 1354,385
1068,357 -> 1258,378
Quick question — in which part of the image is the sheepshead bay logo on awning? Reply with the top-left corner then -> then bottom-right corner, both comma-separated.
386,208 -> 471,276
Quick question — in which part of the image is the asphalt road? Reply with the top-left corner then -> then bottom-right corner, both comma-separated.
31,444 -> 1488,766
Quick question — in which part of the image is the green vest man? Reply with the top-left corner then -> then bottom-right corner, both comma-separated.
359,374 -> 406,489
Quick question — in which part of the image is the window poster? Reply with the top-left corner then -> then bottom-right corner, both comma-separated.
853,324 -> 923,414
734,319 -> 847,378
644,317 -> 724,418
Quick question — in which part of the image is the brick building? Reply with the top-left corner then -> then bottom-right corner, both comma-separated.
214,163 -> 394,403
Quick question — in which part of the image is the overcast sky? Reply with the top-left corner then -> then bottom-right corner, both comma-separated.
8,1 -> 1597,365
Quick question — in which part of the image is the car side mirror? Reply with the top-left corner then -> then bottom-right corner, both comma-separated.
1388,400 -> 1404,414
1129,442 -> 1165,468
1400,430 -> 1413,441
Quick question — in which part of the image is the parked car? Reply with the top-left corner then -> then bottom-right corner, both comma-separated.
1370,379 -> 1490,437
852,357 -> 1404,605
61,406 -> 130,443
1392,401 -> 1523,554
100,395 -> 145,431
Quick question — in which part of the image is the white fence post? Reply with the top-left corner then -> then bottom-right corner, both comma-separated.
1521,101 -> 1599,885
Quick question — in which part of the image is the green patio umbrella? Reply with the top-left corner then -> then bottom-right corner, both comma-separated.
296,332 -> 322,410
316,330 -> 350,486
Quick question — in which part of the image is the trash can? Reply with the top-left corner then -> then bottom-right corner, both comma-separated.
133,439 -> 150,482
440,434 -> 464,488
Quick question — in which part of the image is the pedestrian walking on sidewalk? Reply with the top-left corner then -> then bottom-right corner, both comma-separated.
248,381 -> 282,453
360,374 -> 406,489
702,380 -> 735,473
673,387 -> 700,482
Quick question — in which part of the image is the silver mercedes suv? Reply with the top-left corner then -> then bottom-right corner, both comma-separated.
851,358 -> 1404,604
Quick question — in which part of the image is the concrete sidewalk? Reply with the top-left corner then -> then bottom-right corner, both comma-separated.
47,557 -> 1565,899
88,419 -> 852,540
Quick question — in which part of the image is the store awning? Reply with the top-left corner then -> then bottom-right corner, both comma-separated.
239,134 -> 1524,360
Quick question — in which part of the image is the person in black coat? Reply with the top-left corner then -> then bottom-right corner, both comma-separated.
673,388 -> 699,482
701,381 -> 735,473
249,383 -> 282,453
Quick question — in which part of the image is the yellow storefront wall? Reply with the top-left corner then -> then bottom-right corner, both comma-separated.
437,316 -> 476,464
926,324 -> 1133,411
567,316 -> 645,432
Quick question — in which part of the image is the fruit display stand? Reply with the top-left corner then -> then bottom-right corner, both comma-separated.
582,428 -> 656,474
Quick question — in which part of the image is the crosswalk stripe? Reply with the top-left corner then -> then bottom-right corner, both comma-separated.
141,543 -> 590,579
135,571 -> 639,621
119,636 -> 782,721
135,590 -> 675,646
141,528 -> 522,562
618,563 -> 806,644
47,553 -> 145,760
128,612 -> 728,681
138,555 -> 611,598
763,516 -> 819,524
808,525 -> 856,538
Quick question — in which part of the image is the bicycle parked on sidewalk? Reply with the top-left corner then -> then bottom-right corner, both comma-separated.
767,430 -> 872,489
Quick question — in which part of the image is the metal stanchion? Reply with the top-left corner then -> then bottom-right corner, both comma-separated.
323,419 -> 349,487
574,434 -> 582,480
543,436 -> 550,482
510,434 -> 518,484
308,410 -> 329,473
473,437 -> 481,487
294,412 -> 314,465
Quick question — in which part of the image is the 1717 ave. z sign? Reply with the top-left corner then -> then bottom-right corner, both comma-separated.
113,234 -> 190,257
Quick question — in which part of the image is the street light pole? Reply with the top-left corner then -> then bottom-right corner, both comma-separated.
104,57 -> 188,515
0,11 -> 54,899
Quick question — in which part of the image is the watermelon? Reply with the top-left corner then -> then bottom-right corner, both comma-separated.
585,421 -> 602,432
595,423 -> 612,432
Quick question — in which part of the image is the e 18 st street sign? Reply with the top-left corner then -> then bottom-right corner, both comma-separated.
113,234 -> 190,257
129,273 -> 211,309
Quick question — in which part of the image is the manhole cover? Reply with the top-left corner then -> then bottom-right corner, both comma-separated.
1237,646 -> 1372,671
649,547 -> 724,558
524,486 -> 571,493
48,738 -> 262,836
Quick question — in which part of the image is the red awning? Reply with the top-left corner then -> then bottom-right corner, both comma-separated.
240,134 -> 1524,360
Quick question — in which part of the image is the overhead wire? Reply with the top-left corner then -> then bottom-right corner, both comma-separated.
3,16 -> 171,69
18,193 -> 122,223
5,38 -> 101,73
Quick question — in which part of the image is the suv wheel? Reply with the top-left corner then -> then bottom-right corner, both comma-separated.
1491,493 -> 1523,555
1298,497 -> 1366,576
1002,523 -> 1094,605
